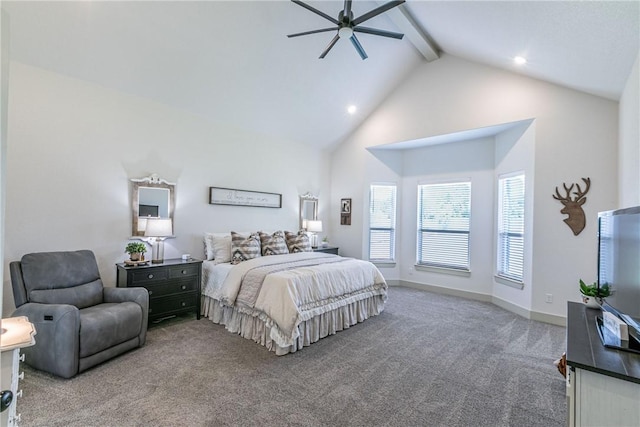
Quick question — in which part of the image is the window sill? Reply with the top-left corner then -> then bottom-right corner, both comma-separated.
372,261 -> 396,268
494,275 -> 524,289
414,264 -> 471,277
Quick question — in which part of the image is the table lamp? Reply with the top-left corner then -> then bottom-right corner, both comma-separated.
307,220 -> 323,248
144,218 -> 173,263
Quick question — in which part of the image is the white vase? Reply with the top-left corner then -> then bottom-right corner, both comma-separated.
581,295 -> 602,309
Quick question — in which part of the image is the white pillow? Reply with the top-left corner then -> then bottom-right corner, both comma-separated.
204,232 -> 249,263
204,233 -> 216,260
203,233 -> 230,262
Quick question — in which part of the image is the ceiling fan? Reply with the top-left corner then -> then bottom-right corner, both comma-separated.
287,0 -> 406,60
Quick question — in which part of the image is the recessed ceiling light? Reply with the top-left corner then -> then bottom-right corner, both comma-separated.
514,56 -> 527,65
347,105 -> 357,114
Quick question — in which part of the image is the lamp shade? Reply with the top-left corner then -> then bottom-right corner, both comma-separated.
144,218 -> 173,237
307,220 -> 323,233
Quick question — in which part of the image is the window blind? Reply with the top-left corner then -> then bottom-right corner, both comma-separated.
417,182 -> 471,270
597,215 -> 612,288
497,174 -> 525,282
369,185 -> 396,262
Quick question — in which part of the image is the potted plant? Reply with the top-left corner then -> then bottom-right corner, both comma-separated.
579,279 -> 610,308
125,242 -> 147,261
321,236 -> 329,248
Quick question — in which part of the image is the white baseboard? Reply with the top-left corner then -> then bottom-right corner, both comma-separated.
393,280 -> 566,327
491,295 -> 566,326
530,310 -> 566,327
394,280 -> 492,302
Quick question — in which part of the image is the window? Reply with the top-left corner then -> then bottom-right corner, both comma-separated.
417,181 -> 471,270
369,184 -> 397,262
497,173 -> 525,282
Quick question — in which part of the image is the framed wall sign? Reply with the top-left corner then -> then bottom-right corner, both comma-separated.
209,187 -> 282,208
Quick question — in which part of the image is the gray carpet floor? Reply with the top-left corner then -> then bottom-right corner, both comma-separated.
17,286 -> 567,427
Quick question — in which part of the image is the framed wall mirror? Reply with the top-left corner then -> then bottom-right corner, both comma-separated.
131,174 -> 175,237
299,192 -> 318,230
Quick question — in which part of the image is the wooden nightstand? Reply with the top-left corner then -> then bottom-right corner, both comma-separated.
116,258 -> 202,325
313,246 -> 339,255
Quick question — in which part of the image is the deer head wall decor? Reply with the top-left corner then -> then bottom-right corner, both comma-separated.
552,177 -> 591,236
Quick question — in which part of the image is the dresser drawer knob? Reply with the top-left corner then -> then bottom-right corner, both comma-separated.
149,308 -> 153,313
148,290 -> 153,296
181,285 -> 187,290
181,302 -> 186,307
148,274 -> 154,279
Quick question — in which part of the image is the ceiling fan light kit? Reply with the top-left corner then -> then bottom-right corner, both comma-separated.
288,0 -> 406,60
338,27 -> 354,39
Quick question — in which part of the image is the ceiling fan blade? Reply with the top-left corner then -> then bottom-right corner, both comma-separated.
319,34 -> 341,59
288,28 -> 337,38
350,34 -> 368,60
344,0 -> 352,19
291,0 -> 339,25
354,26 -> 404,40
352,0 -> 405,26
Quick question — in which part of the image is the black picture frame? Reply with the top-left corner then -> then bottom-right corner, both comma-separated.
341,198 -> 352,225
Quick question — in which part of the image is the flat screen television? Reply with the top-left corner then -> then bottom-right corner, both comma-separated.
597,206 -> 640,348
139,204 -> 159,217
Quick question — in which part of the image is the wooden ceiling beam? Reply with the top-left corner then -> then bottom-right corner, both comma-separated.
381,2 -> 440,61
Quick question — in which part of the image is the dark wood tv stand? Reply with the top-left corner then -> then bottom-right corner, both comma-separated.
565,302 -> 640,426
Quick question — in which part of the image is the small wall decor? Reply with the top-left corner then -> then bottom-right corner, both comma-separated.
209,187 -> 282,208
552,177 -> 591,236
340,198 -> 351,225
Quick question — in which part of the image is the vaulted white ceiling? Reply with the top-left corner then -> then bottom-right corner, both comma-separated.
3,1 -> 638,150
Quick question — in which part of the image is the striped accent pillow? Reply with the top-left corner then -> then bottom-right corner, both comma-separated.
284,231 -> 312,253
259,231 -> 288,256
231,232 -> 261,264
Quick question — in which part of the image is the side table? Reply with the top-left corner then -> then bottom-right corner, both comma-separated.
116,258 -> 202,325
313,246 -> 339,255
1,316 -> 36,427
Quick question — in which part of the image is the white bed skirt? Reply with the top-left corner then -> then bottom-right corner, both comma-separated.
201,294 -> 386,355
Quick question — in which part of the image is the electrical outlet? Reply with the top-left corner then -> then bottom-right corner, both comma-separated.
545,293 -> 553,303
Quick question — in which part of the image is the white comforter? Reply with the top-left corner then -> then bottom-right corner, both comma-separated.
202,252 -> 387,346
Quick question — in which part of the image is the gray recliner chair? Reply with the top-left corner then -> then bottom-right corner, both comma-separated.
10,250 -> 149,379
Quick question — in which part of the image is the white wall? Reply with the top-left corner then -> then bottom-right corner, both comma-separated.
399,137 -> 495,297
368,121 -> 536,310
619,51 -> 640,207
330,54 -> 619,321
2,62 -> 330,315
492,121 -> 536,314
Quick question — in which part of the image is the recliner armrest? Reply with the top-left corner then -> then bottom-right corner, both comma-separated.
13,303 -> 80,379
9,261 -> 29,308
103,287 -> 149,344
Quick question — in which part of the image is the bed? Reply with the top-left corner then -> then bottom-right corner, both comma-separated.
201,231 -> 387,355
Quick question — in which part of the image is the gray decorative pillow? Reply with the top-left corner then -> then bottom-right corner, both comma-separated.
231,232 -> 261,264
285,231 -> 312,253
259,231 -> 288,256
